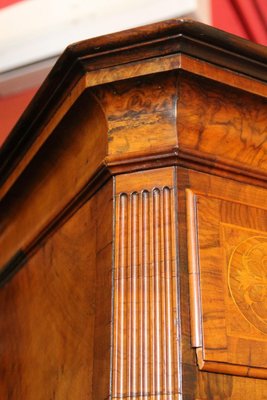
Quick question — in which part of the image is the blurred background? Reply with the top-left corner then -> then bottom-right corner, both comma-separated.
0,0 -> 266,146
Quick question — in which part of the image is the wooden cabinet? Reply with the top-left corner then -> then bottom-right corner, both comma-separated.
0,19 -> 267,399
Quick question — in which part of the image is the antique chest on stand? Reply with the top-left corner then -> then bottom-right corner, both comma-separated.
0,19 -> 267,399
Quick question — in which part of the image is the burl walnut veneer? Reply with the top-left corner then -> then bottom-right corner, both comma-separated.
0,19 -> 267,399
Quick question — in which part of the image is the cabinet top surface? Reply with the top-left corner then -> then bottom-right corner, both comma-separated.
0,18 -> 267,185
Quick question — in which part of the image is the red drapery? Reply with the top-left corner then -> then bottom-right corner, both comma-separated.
212,0 -> 267,46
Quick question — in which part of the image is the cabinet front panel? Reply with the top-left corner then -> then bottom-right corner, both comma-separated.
187,190 -> 267,375
177,168 -> 267,399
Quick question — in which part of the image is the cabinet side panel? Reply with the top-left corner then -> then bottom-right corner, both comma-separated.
0,90 -> 108,269
0,181 -> 113,400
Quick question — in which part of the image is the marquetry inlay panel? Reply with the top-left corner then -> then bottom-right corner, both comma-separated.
113,168 -> 179,399
186,188 -> 267,379
228,236 -> 267,335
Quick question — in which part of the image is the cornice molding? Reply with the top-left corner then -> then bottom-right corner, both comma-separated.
1,19 -> 267,187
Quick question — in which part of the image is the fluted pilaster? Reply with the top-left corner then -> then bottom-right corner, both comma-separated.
112,168 -> 179,399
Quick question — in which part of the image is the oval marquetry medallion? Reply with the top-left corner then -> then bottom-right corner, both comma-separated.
228,236 -> 267,334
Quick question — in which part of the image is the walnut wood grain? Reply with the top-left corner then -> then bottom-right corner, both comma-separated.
1,19 -> 267,199
188,189 -> 267,378
93,72 -> 178,163
179,169 -> 267,398
186,189 -> 202,348
1,18 -> 267,400
0,180 -> 113,399
113,168 -> 180,399
3,68 -> 267,277
187,188 -> 267,369
0,91 -> 108,270
178,72 -> 267,179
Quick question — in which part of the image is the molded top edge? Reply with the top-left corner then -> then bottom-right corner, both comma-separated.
65,18 -> 267,64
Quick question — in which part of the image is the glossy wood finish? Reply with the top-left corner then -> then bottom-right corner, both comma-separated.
178,170 -> 267,399
1,18 -> 267,400
178,73 -> 267,180
0,180 -> 113,399
113,168 -> 179,398
0,91 -> 108,268
187,184 -> 267,378
93,73 -> 178,163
